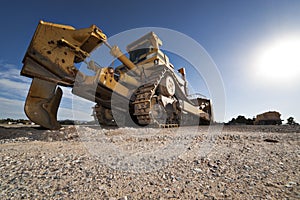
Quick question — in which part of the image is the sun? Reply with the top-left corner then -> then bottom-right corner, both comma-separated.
255,36 -> 300,83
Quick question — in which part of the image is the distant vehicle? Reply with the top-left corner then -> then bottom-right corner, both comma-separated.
254,111 -> 282,125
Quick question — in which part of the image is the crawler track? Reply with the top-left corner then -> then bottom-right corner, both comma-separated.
133,67 -> 181,127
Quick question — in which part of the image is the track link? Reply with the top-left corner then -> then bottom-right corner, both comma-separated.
133,67 -> 179,127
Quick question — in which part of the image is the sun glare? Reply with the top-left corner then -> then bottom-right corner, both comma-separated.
255,37 -> 300,83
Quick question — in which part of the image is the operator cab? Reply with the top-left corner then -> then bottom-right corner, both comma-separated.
127,32 -> 162,64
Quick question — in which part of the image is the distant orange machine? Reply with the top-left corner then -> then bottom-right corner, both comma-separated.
254,111 -> 282,125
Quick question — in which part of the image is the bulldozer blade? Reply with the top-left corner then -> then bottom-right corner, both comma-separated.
24,78 -> 62,130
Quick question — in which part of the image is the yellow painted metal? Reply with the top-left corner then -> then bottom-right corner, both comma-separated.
21,21 -> 107,129
98,68 -> 131,97
24,78 -> 62,129
22,21 -> 106,85
126,32 -> 162,52
20,21 -> 212,129
110,45 -> 137,70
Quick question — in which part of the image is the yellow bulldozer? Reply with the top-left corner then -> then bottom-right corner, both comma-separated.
21,21 -> 212,129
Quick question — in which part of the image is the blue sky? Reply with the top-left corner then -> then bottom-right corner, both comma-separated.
0,0 -> 299,123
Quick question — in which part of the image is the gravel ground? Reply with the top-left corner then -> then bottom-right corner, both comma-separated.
0,125 -> 299,199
